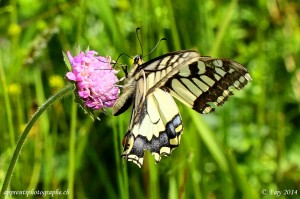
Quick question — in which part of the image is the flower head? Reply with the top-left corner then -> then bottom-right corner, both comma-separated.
66,50 -> 120,110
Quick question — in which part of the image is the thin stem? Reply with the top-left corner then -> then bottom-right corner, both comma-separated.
68,97 -> 77,199
0,84 -> 74,198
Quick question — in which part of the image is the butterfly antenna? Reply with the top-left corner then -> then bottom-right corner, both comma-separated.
142,38 -> 167,59
114,53 -> 132,66
114,53 -> 132,77
136,27 -> 143,56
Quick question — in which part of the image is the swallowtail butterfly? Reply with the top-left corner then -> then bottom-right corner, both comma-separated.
113,50 -> 251,167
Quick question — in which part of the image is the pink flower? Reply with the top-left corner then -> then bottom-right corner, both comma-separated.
66,50 -> 120,110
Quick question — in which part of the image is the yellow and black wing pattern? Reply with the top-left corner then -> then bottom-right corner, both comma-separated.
113,50 -> 251,167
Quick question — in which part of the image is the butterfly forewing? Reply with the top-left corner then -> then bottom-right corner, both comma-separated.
163,57 -> 252,114
138,50 -> 201,93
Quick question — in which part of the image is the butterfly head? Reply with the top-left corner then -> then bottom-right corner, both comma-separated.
133,55 -> 143,66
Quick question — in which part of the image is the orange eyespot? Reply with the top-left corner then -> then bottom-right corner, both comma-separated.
122,133 -> 131,147
122,136 -> 127,147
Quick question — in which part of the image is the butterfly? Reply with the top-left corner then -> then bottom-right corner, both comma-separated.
113,50 -> 251,167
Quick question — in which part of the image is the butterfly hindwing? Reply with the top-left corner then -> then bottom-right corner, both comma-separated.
122,88 -> 183,167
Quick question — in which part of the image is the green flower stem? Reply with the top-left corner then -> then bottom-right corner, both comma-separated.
0,84 -> 74,198
67,97 -> 77,199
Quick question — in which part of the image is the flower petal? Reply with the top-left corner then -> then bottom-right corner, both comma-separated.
66,72 -> 77,81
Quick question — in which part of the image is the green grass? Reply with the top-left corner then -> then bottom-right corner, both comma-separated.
1,0 -> 300,198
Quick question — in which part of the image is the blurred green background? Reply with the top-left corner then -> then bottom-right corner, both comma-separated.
1,0 -> 300,198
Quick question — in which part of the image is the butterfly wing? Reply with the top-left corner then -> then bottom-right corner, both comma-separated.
122,86 -> 183,167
